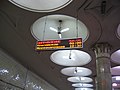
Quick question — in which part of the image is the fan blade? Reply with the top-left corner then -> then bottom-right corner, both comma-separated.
61,28 -> 69,33
50,27 -> 58,32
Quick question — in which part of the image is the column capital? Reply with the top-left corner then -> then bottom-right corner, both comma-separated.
92,42 -> 112,58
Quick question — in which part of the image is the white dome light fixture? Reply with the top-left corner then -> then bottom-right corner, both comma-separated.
9,0 -> 73,12
67,76 -> 93,83
61,67 -> 92,76
50,50 -> 91,66
111,49 -> 120,64
31,15 -> 89,42
112,76 -> 120,82
116,24 -> 120,39
111,66 -> 120,75
72,83 -> 93,88
75,88 -> 94,90
112,83 -> 118,87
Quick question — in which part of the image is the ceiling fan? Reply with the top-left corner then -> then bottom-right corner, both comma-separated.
50,20 -> 69,38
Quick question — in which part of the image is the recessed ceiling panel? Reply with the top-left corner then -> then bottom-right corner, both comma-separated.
75,88 -> 93,90
9,0 -> 73,12
50,50 -> 91,66
111,49 -> 120,64
31,15 -> 89,42
72,83 -> 93,88
111,66 -> 120,75
61,67 -> 92,76
67,76 -> 93,83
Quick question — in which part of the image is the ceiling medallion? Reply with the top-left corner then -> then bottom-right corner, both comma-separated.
9,0 -> 73,12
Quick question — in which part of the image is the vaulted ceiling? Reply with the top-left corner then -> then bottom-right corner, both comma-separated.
0,0 -> 120,90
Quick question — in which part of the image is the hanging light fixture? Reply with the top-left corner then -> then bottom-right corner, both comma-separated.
72,83 -> 93,88
111,66 -> 120,76
50,50 -> 91,66
111,49 -> 120,64
112,76 -> 120,88
8,0 -> 73,12
31,15 -> 89,42
75,88 -> 94,90
116,24 -> 120,39
61,67 -> 92,76
67,76 -> 93,83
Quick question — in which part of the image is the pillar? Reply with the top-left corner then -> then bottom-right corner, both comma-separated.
93,43 -> 112,90
95,77 -> 98,90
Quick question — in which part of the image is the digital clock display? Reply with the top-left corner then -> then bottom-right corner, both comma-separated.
36,38 -> 82,51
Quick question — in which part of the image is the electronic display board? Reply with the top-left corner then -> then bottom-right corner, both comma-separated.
35,38 -> 82,51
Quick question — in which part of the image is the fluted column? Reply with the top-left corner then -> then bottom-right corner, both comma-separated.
93,43 -> 112,90
95,77 -> 98,90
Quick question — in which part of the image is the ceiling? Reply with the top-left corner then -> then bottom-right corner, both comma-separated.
0,0 -> 120,90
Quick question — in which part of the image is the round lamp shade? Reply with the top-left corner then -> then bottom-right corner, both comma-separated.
67,76 -> 93,83
112,83 -> 120,88
75,88 -> 93,90
9,0 -> 73,12
31,15 -> 89,42
61,67 -> 92,76
116,24 -> 120,39
72,83 -> 93,88
112,76 -> 120,83
50,50 -> 91,66
111,49 -> 120,64
111,66 -> 120,75
112,76 -> 120,88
